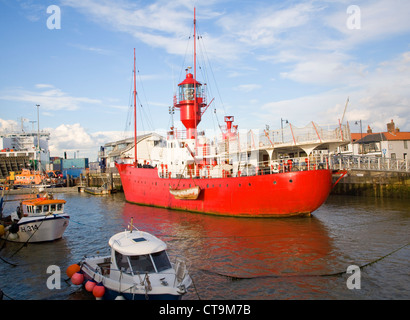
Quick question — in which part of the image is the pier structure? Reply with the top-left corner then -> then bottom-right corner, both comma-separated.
331,154 -> 409,173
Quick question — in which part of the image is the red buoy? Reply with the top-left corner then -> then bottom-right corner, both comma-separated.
93,283 -> 105,299
85,280 -> 97,292
71,272 -> 84,285
66,264 -> 80,278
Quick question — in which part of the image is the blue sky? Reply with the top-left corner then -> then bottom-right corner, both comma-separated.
1,0 -> 409,161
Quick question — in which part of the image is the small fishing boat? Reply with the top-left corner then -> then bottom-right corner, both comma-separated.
0,193 -> 69,243
67,221 -> 192,300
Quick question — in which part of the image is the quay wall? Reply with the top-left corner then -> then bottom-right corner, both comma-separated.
331,171 -> 410,199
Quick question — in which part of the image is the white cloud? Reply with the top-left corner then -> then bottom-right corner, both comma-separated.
0,84 -> 101,111
0,119 -> 18,132
46,123 -> 131,160
279,52 -> 367,86
217,2 -> 319,47
258,51 -> 410,132
62,0 -> 239,61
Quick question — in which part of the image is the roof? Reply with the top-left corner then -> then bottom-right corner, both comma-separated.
351,133 -> 371,142
353,131 -> 410,144
22,197 -> 66,206
178,72 -> 202,86
104,132 -> 164,148
383,131 -> 410,141
103,132 -> 165,157
108,230 -> 167,256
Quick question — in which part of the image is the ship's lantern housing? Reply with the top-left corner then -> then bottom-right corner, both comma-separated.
174,70 -> 206,139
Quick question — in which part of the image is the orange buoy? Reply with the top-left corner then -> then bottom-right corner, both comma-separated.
85,280 -> 97,292
71,272 -> 84,285
66,264 -> 81,278
92,283 -> 105,299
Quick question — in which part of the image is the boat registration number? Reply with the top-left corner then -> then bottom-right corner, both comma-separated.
20,225 -> 39,232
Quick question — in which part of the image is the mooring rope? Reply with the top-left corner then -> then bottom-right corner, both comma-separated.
198,242 -> 410,280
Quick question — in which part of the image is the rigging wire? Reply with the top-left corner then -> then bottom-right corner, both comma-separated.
195,25 -> 225,135
123,68 -> 134,138
136,68 -> 155,131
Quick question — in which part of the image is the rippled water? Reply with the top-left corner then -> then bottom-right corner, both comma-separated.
0,192 -> 409,300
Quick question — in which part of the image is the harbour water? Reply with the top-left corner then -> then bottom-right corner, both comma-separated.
0,192 -> 409,300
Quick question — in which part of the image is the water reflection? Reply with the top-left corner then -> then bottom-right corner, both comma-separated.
120,202 -> 333,278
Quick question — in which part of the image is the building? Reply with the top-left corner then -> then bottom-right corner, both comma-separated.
348,119 -> 409,160
99,133 -> 166,173
62,158 -> 89,178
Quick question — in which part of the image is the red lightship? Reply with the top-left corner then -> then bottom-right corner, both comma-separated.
116,9 -> 349,217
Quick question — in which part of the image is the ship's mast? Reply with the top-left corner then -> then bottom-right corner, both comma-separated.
133,48 -> 137,167
174,8 -> 206,141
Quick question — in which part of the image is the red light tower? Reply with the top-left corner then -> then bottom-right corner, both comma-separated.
174,68 -> 206,139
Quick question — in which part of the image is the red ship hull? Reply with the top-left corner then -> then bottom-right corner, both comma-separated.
116,163 -> 333,217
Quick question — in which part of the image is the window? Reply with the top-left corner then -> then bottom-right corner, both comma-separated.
115,251 -> 155,274
35,206 -> 42,214
51,204 -> 56,211
129,255 -> 155,273
405,141 -> 408,149
151,251 -> 172,272
57,204 -> 63,211
43,205 -> 49,212
115,251 -> 131,273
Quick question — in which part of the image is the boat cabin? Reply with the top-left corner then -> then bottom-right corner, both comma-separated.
21,196 -> 66,217
108,230 -> 172,280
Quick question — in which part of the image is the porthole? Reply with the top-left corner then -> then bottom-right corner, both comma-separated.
273,181 -> 277,185
289,180 -> 293,183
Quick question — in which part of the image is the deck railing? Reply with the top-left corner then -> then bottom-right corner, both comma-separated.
331,154 -> 410,173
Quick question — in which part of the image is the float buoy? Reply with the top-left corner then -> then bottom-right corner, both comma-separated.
85,280 -> 97,292
71,272 -> 84,285
66,264 -> 81,278
92,283 -> 105,299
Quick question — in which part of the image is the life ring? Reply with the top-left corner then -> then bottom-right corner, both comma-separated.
271,162 -> 280,173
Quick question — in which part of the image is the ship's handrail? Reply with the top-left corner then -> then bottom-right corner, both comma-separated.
237,155 -> 330,176
158,154 -> 331,179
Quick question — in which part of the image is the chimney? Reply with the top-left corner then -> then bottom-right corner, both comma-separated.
367,125 -> 372,133
387,119 -> 395,134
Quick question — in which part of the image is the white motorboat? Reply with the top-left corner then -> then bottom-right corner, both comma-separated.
0,193 -> 69,243
69,222 -> 192,300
